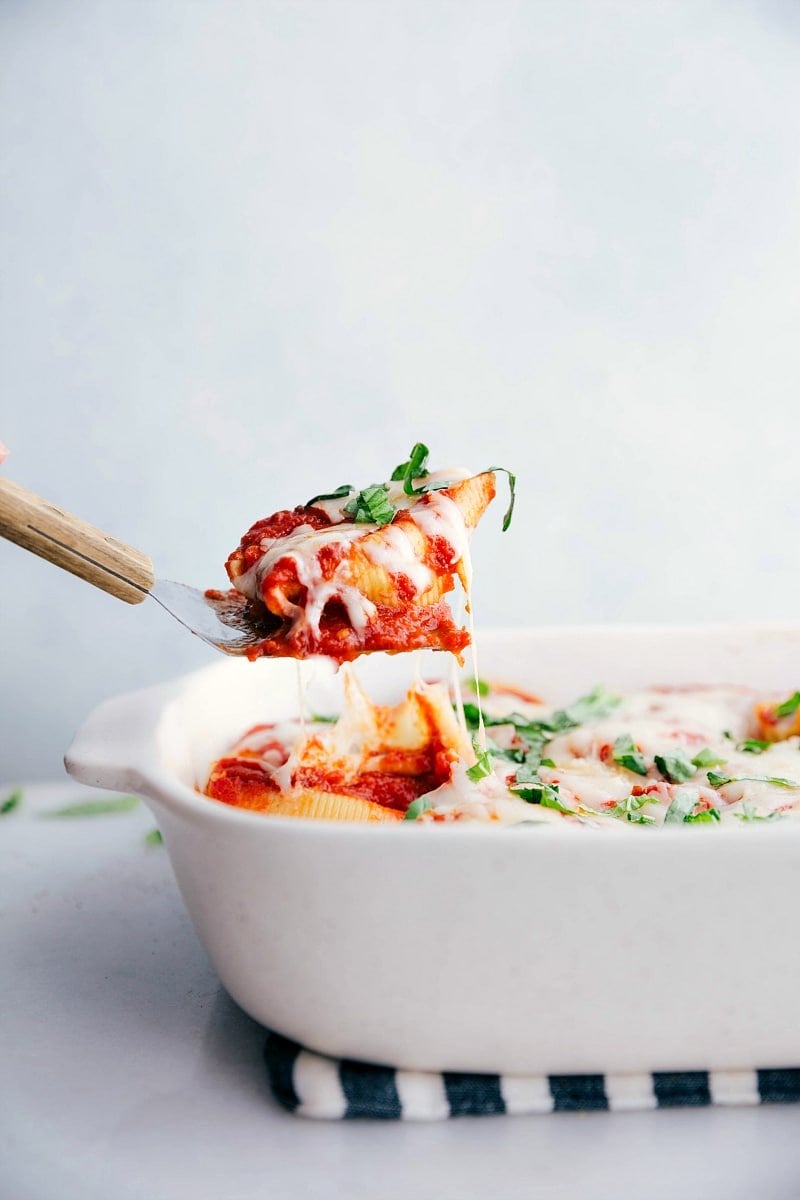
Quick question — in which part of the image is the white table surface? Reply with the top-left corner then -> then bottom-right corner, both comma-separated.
3,781 -> 800,1200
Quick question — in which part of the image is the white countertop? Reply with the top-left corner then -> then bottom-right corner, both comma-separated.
3,782 -> 800,1200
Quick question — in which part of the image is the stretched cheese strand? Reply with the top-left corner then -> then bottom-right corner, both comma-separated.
466,596 -> 486,751
295,660 -> 306,740
450,655 -> 468,740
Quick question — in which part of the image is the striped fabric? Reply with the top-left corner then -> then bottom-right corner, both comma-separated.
264,1033 -> 800,1121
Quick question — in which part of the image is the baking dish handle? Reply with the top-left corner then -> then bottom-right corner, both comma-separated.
64,684 -> 162,795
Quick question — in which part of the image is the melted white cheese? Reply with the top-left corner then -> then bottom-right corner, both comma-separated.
362,524 -> 434,595
214,681 -> 800,829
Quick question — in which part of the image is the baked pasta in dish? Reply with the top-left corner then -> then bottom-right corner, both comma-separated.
210,444 -> 507,663
206,677 -> 800,827
204,443 -> 800,827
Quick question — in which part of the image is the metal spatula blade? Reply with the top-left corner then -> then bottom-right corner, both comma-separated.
149,579 -> 274,655
0,477 -> 272,656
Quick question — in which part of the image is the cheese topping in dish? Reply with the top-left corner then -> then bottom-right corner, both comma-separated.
205,678 -> 800,827
212,447 -> 501,663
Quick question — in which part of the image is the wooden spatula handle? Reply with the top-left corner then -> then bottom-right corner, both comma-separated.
0,478 -> 155,604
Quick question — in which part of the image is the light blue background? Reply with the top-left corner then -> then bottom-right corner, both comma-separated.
2,0 -> 800,778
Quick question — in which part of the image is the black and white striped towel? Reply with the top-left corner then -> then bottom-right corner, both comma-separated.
264,1033 -> 800,1120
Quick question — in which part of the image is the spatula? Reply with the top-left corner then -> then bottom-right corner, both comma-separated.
0,478 -> 269,654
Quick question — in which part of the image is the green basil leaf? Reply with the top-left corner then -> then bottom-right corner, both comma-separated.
608,793 -> 656,821
513,779 -> 572,814
735,802 -> 787,823
684,806 -> 721,824
707,771 -> 800,790
655,750 -> 696,784
612,734 -> 648,776
306,484 -> 354,506
43,795 -> 140,818
737,739 -> 771,754
390,442 -> 430,494
144,828 -> 163,845
466,738 -> 494,782
539,791 -> 574,814
467,677 -> 491,697
485,466 -> 516,532
310,713 -> 338,724
664,790 -> 698,824
775,691 -> 800,718
706,770 -> 732,788
513,752 -> 543,785
550,685 -> 621,731
343,483 -> 396,526
484,739 -> 526,764
404,795 -> 434,821
691,747 -> 727,769
0,787 -> 22,815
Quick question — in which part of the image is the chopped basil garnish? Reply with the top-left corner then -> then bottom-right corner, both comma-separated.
513,779 -> 573,814
707,771 -> 800,790
144,828 -> 163,845
655,750 -> 696,784
513,749 -> 546,785
737,739 -> 770,754
684,806 -> 721,824
467,677 -> 491,697
612,734 -> 648,776
42,795 -> 140,818
404,796 -> 433,821
664,790 -> 699,824
485,466 -> 517,532
552,685 -> 621,730
608,794 -> 656,824
540,757 -> 556,768
306,484 -> 354,506
343,484 -> 396,526
691,747 -> 727,769
462,702 -> 484,729
775,691 -> 800,718
735,802 -> 786,823
1,787 -> 22,815
466,739 -> 494,782
484,739 -> 526,764
310,712 -> 338,724
391,442 -> 430,495
463,687 -> 619,756
539,790 -> 574,814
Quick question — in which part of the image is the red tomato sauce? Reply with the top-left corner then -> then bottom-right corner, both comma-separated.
243,599 -> 470,664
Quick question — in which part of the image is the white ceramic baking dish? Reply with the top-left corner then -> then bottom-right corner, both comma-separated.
65,625 -> 800,1075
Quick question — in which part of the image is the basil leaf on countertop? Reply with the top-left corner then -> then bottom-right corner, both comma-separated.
1,787 -> 22,815
42,795 -> 140,818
